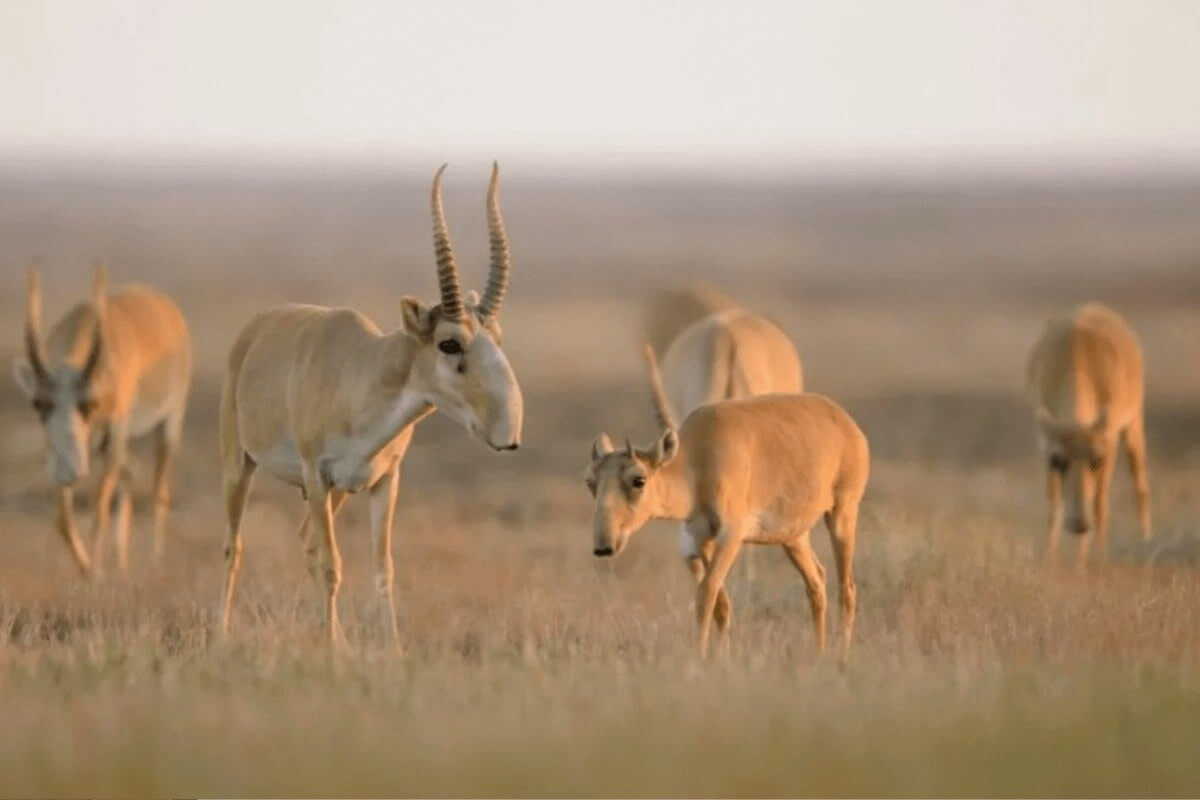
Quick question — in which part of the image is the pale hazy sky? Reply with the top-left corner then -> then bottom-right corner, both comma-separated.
2,0 -> 1198,165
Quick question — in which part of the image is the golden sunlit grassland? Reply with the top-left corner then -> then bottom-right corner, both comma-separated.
0,167 -> 1199,796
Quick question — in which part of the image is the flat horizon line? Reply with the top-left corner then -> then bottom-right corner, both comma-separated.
4,141 -> 1200,186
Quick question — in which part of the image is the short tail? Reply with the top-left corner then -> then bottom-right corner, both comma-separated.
641,343 -> 678,431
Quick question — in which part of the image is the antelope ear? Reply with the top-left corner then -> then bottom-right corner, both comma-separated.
400,296 -> 432,339
648,428 -> 678,467
591,433 -> 614,462
12,357 -> 37,397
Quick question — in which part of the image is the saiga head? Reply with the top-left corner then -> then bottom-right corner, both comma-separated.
401,163 -> 523,452
12,262 -> 109,485
585,429 -> 679,557
584,345 -> 680,557
1037,407 -> 1112,535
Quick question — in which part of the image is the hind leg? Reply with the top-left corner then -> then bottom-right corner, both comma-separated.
150,413 -> 184,566
218,453 -> 256,635
824,503 -> 859,664
783,533 -> 828,654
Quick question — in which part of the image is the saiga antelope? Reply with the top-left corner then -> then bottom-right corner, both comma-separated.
643,283 -> 737,359
218,164 -> 523,646
584,346 -> 868,659
1027,303 -> 1151,564
656,307 -> 803,605
13,262 -> 193,575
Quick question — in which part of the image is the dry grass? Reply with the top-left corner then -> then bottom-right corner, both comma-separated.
0,168 -> 1198,796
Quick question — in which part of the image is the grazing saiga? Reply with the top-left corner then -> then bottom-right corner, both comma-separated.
654,306 -> 803,612
643,283 -> 737,358
13,262 -> 193,575
584,345 -> 868,660
1027,303 -> 1151,564
218,164 -> 524,646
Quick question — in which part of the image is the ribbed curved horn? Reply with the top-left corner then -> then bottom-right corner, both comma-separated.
430,164 -> 464,322
591,433 -> 613,461
79,324 -> 102,386
478,161 -> 510,320
24,261 -> 49,383
642,343 -> 678,431
78,261 -> 107,386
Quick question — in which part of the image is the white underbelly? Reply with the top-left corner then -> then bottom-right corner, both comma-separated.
249,438 -> 305,487
248,437 -> 396,493
126,400 -> 169,439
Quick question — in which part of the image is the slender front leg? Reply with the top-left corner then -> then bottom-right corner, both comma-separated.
783,535 -> 828,654
304,468 -> 343,646
1046,468 -> 1064,564
89,421 -> 129,576
369,464 -> 402,648
691,534 -> 733,637
150,416 -> 183,566
697,531 -> 743,657
1091,454 -> 1118,564
299,490 -> 348,610
683,518 -> 732,635
113,466 -> 133,575
218,454 -> 256,636
56,487 -> 92,576
1123,418 -> 1152,540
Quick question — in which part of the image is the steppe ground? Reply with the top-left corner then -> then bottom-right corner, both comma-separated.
1,162 -> 1199,796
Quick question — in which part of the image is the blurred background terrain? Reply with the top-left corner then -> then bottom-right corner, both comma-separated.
0,165 -> 1197,795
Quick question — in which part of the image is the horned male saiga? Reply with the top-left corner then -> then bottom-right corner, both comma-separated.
218,163 -> 524,647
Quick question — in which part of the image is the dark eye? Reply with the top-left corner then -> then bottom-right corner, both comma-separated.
1088,456 -> 1104,471
32,398 -> 53,420
1048,454 -> 1068,473
437,339 -> 462,355
630,476 -> 646,490
77,398 -> 97,419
